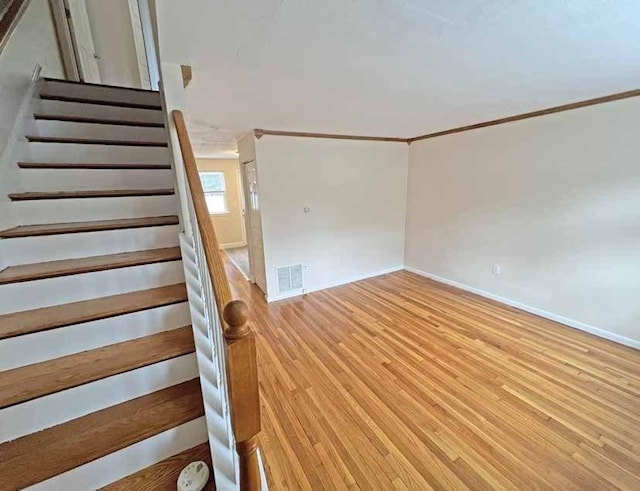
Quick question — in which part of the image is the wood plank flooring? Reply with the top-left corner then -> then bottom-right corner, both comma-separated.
223,256 -> 640,490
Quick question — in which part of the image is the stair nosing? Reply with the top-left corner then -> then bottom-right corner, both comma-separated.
0,283 -> 188,340
41,77 -> 162,95
0,326 -> 196,411
0,216 -> 179,238
33,114 -> 165,127
0,246 -> 182,285
18,162 -> 172,170
26,136 -> 168,147
39,94 -> 162,110
8,188 -> 175,201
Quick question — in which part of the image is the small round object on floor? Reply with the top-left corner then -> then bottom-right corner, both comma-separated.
177,460 -> 210,491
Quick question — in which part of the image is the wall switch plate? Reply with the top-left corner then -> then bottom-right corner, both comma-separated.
303,264 -> 309,272
491,264 -> 501,276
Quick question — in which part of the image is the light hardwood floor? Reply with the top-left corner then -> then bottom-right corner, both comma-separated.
225,258 -> 640,490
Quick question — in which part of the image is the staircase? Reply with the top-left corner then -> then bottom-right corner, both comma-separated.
0,79 -> 211,489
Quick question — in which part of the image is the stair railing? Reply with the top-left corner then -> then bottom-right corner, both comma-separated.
171,108 -> 262,490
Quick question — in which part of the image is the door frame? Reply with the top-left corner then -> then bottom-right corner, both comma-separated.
241,160 -> 256,284
48,0 -> 81,80
241,159 -> 267,293
236,166 -> 248,248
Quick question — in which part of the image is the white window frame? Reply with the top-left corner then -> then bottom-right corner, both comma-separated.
200,171 -> 229,215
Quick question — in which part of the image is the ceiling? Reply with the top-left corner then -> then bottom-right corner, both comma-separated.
156,0 -> 640,157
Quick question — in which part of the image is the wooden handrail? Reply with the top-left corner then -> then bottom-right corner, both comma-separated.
172,110 -> 262,490
172,110 -> 233,317
0,0 -> 31,54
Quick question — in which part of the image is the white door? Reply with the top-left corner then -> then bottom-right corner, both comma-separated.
65,0 -> 101,83
243,160 -> 267,293
237,167 -> 248,247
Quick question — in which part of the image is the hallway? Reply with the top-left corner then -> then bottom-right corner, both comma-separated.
224,246 -> 250,279
224,257 -> 640,490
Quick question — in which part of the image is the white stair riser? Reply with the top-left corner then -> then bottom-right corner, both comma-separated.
33,120 -> 167,143
36,100 -> 164,125
0,225 -> 180,266
28,417 -> 209,491
0,354 -> 198,444
28,141 -> 170,164
18,168 -> 175,192
0,303 -> 190,371
38,80 -> 161,107
0,260 -> 185,314
11,195 -> 178,224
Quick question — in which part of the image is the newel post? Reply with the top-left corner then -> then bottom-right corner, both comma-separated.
223,300 -> 262,490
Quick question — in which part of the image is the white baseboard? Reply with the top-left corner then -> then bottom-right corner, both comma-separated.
267,266 -> 404,303
220,241 -> 247,250
404,266 -> 639,350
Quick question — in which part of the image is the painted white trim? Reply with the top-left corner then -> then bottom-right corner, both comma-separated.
180,234 -> 239,489
136,0 -> 160,90
404,266 -> 640,350
267,266 -> 404,303
220,241 -> 247,250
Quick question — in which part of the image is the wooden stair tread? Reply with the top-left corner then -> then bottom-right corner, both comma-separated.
9,188 -> 174,200
0,326 -> 195,410
41,77 -> 161,94
33,114 -> 165,127
39,94 -> 162,110
26,136 -> 168,147
101,442 -> 215,491
0,246 -> 181,285
0,379 -> 204,490
18,161 -> 171,169
0,283 -> 188,340
0,216 -> 179,238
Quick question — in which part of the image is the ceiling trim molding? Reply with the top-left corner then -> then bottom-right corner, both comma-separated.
254,129 -> 408,143
254,88 -> 640,146
407,88 -> 640,143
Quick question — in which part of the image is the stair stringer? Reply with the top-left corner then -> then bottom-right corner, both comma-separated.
180,233 -> 239,491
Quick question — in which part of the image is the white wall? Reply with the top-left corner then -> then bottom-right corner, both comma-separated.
0,0 -> 64,234
405,98 -> 640,346
255,136 -> 408,301
85,0 -> 141,88
0,0 -> 63,157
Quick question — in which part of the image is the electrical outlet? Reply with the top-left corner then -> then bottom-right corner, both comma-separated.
491,264 -> 501,276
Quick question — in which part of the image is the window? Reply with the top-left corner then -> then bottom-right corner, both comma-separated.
199,171 -> 228,214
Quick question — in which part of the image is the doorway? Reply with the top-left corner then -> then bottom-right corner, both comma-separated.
241,160 -> 267,294
49,0 -> 154,88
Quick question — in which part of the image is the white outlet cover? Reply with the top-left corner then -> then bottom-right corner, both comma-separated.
491,264 -> 501,275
